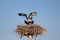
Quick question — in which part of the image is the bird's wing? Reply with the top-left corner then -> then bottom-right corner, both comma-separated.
18,13 -> 27,19
29,12 -> 37,16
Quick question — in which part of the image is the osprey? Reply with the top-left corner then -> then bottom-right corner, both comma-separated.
18,12 -> 37,24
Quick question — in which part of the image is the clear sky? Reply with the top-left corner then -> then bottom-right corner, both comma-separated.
0,0 -> 60,40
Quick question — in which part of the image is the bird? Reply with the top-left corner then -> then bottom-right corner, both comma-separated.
18,12 -> 37,25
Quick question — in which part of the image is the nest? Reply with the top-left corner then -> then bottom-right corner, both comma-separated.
16,24 -> 46,36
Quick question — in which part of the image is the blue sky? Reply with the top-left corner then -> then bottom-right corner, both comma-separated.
0,0 -> 60,40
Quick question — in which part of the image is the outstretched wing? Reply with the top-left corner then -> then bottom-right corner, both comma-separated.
18,13 -> 27,19
29,12 -> 37,16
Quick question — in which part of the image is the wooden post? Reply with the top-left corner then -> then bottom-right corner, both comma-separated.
29,35 -> 32,40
